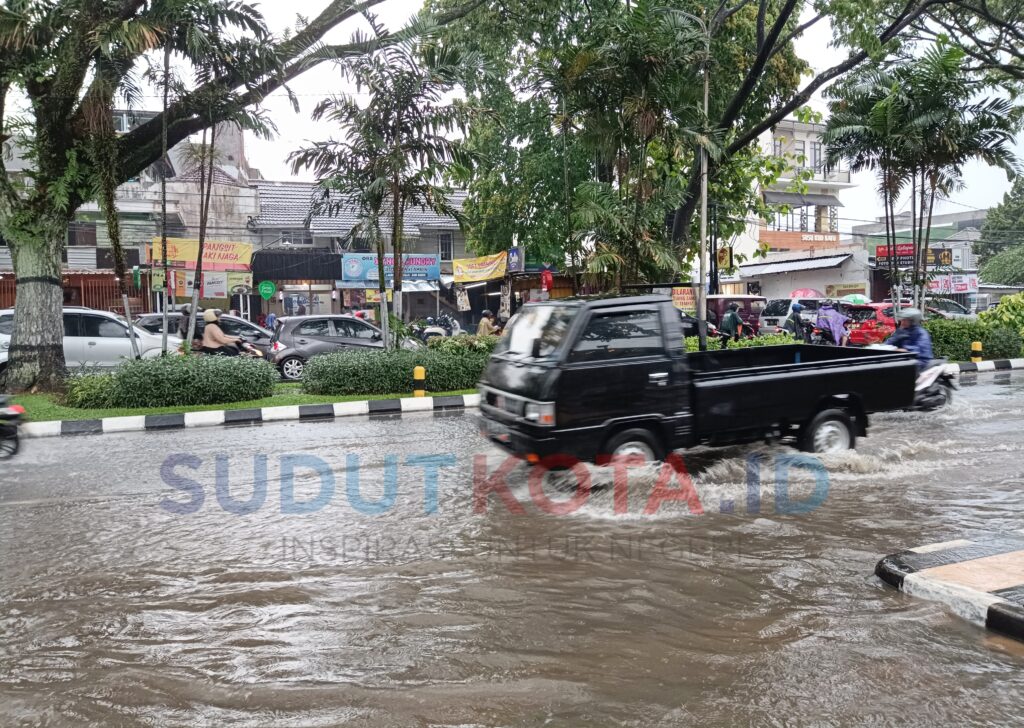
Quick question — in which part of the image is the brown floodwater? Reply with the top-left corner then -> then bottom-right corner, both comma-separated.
1,375 -> 1023,726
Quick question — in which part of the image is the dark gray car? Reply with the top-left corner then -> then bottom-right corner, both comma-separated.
135,312 -> 275,355
271,315 -> 420,380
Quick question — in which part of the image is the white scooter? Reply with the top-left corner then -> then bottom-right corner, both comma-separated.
869,345 -> 958,410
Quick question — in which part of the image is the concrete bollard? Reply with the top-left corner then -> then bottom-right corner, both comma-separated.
971,341 -> 983,363
413,365 -> 426,397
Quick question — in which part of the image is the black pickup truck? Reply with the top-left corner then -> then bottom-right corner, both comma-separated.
479,295 -> 918,462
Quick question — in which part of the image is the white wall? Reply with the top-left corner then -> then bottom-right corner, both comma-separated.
743,255 -> 873,301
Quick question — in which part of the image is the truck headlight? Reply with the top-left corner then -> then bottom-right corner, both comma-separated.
524,402 -> 556,427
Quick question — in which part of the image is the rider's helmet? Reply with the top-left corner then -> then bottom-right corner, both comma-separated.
482,309 -> 494,318
791,303 -> 803,313
203,309 -> 219,324
897,307 -> 924,325
727,302 -> 739,312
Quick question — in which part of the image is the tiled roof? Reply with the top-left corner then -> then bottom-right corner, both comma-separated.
172,166 -> 246,187
253,180 -> 465,237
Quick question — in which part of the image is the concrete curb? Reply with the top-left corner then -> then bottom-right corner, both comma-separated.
21,393 -> 481,440
952,358 -> 1024,374
875,531 -> 1024,643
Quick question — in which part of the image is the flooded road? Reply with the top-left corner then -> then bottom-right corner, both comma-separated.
2,375 -> 1024,726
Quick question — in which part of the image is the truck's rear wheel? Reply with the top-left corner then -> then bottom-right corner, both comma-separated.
800,409 -> 855,454
604,428 -> 665,464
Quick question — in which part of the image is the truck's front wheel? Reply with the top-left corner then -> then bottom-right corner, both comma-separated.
603,428 -> 666,464
800,409 -> 856,454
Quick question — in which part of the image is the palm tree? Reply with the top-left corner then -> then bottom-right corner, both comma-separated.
291,22 -> 476,337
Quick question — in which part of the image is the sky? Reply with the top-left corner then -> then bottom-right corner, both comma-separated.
236,1 -> 1022,236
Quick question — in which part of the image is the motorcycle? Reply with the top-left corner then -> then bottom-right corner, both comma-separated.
808,324 -> 837,346
0,395 -> 25,460
868,345 -> 957,410
413,314 -> 464,343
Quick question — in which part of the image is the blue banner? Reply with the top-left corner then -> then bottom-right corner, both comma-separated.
342,253 -> 441,283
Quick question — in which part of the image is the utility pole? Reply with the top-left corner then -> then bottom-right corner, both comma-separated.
696,16 -> 710,351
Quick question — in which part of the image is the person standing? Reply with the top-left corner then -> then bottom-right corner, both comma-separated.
266,311 -> 277,330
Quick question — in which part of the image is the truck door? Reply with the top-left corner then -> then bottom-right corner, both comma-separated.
558,306 -> 684,433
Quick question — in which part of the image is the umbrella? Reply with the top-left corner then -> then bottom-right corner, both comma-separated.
790,288 -> 824,298
841,293 -> 870,305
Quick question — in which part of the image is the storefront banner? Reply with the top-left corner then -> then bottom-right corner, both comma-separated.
147,238 -> 253,271
453,252 -> 508,283
507,248 -> 525,274
342,254 -> 440,283
204,272 -> 228,299
951,273 -> 978,293
671,287 -> 696,314
825,283 -> 868,298
365,288 -> 394,303
456,287 -> 471,311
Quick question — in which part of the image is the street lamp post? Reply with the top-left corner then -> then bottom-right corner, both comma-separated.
697,37 -> 710,351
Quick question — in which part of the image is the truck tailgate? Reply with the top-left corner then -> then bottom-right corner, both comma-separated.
687,345 -> 917,441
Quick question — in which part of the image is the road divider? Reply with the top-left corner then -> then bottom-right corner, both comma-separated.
21,394 -> 482,440
876,531 -> 1024,643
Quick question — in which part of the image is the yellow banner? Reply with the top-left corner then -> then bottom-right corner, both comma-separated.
147,238 -> 253,271
671,287 -> 696,314
365,289 -> 394,303
453,252 -> 507,283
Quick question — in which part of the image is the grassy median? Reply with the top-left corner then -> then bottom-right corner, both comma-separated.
12,383 -> 476,422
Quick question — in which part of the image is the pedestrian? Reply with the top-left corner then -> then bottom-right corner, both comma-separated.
477,309 -> 499,336
266,311 -> 277,330
297,303 -> 307,316
783,302 -> 807,341
719,302 -> 743,348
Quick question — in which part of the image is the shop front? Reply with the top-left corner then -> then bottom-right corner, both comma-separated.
146,238 -> 255,316
251,249 -> 344,321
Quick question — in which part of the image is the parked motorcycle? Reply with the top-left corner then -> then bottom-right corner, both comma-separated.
412,314 -> 464,343
0,395 -> 25,460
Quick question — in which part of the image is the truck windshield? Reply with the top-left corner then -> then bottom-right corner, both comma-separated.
497,305 -> 577,358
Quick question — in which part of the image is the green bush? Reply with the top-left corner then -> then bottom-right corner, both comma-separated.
64,355 -> 277,409
983,326 -> 1023,360
303,348 -> 488,396
65,373 -> 116,408
923,318 -> 989,361
685,333 -> 796,352
427,334 -> 499,355
980,292 -> 1024,337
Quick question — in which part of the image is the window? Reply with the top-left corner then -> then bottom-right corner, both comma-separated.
219,318 -> 258,338
773,138 -> 784,158
63,314 -> 81,337
0,314 -> 12,336
333,319 -> 378,340
811,141 -> 823,170
569,310 -> 663,363
438,232 -> 454,261
81,315 -> 127,338
793,140 -> 806,166
68,223 -> 97,247
280,229 -> 312,246
296,319 -> 331,337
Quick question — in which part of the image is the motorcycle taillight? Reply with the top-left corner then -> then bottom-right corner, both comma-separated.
7,405 -> 24,415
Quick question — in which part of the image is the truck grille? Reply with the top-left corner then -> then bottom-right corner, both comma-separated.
485,389 -> 526,417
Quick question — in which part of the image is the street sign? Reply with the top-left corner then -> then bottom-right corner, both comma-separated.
258,280 -> 277,301
716,247 -> 733,271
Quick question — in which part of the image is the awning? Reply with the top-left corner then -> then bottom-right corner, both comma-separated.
402,280 -> 440,293
740,254 -> 851,276
764,191 -> 843,207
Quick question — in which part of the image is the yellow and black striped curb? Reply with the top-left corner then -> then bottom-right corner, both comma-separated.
20,394 -> 481,440
876,532 -> 1024,643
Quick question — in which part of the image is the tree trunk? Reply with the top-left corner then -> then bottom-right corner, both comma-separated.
391,181 -> 404,321
160,41 -> 172,355
5,219 -> 68,392
185,124 -> 217,348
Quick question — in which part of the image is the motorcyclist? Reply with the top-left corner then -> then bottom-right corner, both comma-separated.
200,309 -> 241,356
816,300 -> 850,346
782,303 -> 807,341
885,307 -> 933,370
477,309 -> 499,336
719,302 -> 744,348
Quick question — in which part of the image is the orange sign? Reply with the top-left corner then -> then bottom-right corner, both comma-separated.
671,287 -> 696,314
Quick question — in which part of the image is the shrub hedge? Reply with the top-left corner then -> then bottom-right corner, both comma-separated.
303,348 -> 489,396
685,333 -> 796,352
923,318 -> 1023,361
980,292 -> 1024,337
65,355 -> 278,409
427,334 -> 499,355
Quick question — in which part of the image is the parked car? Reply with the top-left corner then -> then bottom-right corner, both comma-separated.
843,303 -> 948,347
479,295 -> 918,461
0,307 -> 181,372
270,315 -> 422,380
135,312 -> 274,355
758,297 -> 823,335
925,297 -> 975,319
706,294 -> 766,335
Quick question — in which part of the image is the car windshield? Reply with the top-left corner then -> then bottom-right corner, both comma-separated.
763,299 -> 790,316
747,300 -> 765,315
497,304 -> 577,358
798,299 -> 820,311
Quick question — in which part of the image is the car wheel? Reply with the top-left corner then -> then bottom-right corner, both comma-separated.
279,356 -> 306,381
603,428 -> 666,464
800,409 -> 855,454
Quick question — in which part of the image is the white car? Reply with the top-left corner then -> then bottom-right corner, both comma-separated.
0,306 -> 181,373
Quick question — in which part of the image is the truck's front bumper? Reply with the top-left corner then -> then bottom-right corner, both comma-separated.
478,415 -> 598,463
